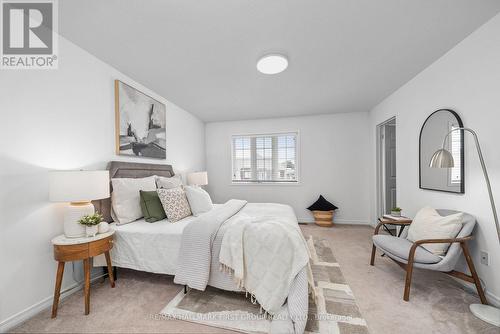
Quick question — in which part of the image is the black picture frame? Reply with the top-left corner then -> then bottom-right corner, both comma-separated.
419,109 -> 465,194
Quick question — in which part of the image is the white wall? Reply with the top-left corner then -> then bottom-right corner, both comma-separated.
0,36 -> 205,328
205,113 -> 371,224
369,13 -> 500,304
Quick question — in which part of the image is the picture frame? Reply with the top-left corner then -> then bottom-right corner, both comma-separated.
114,80 -> 167,159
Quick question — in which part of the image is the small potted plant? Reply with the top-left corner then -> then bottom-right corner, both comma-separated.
78,212 -> 103,237
391,207 -> 402,217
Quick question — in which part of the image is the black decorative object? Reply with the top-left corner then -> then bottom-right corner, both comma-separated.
307,195 -> 338,227
307,195 -> 338,212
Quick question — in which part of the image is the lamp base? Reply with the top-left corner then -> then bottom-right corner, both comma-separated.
470,304 -> 500,327
64,202 -> 94,238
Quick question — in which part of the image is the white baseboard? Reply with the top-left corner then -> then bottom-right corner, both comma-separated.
0,284 -> 78,333
298,218 -> 370,225
449,277 -> 500,307
0,275 -> 105,333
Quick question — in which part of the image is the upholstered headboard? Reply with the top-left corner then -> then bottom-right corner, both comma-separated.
92,161 -> 175,222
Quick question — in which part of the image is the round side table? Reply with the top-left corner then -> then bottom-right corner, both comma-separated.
51,230 -> 115,318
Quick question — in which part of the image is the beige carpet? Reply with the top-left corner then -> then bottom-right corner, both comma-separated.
11,225 -> 497,334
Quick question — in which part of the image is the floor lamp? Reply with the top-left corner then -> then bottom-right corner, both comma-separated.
430,127 -> 500,327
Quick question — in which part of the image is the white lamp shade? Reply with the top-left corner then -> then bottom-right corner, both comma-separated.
187,171 -> 208,186
49,170 -> 110,202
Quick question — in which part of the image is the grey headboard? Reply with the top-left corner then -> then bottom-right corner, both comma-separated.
92,161 -> 175,222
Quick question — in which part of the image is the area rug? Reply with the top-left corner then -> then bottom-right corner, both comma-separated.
160,236 -> 369,334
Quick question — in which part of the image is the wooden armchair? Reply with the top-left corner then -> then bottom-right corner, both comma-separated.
370,210 -> 487,304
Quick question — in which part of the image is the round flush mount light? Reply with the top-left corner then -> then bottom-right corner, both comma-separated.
256,54 -> 288,74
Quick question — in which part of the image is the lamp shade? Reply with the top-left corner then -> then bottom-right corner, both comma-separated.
187,171 -> 208,186
429,149 -> 455,168
49,170 -> 110,202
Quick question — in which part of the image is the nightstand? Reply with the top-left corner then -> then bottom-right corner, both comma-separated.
50,230 -> 115,318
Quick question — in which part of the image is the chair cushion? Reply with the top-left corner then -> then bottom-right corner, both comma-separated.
373,235 -> 442,264
407,206 -> 463,255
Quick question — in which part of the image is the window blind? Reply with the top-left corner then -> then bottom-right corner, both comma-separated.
232,133 -> 298,183
449,125 -> 462,184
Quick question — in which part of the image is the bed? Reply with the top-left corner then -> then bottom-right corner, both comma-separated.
97,214 -> 204,275
93,161 -> 310,334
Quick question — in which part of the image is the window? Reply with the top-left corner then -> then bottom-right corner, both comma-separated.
449,124 -> 462,184
232,133 -> 298,183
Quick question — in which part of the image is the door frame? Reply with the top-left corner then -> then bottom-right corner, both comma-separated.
376,116 -> 397,218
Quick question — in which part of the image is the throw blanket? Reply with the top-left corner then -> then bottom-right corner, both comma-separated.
174,199 -> 247,289
219,215 -> 310,315
175,201 -> 311,334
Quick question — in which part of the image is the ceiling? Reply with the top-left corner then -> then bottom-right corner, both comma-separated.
59,1 -> 500,122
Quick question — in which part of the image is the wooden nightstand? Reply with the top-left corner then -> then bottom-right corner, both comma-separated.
51,230 -> 115,318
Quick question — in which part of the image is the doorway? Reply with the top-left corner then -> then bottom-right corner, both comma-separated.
377,117 -> 397,217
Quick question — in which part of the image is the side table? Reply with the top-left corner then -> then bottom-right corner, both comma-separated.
51,230 -> 115,318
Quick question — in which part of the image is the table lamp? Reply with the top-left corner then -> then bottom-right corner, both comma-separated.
187,171 -> 208,187
430,127 -> 500,327
49,170 -> 110,238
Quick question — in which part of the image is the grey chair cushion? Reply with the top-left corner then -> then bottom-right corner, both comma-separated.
373,235 -> 442,264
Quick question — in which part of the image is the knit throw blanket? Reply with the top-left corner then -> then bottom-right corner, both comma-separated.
219,214 -> 311,315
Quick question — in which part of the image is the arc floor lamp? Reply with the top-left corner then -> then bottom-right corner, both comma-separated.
430,127 -> 500,327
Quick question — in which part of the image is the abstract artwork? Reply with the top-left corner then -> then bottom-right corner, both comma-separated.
115,80 -> 166,159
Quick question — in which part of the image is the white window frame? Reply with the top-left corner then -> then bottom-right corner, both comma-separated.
230,131 -> 300,185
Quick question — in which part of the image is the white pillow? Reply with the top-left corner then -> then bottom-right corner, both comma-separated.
407,206 -> 463,255
184,186 -> 213,216
156,175 -> 183,189
157,187 -> 192,222
111,176 -> 157,225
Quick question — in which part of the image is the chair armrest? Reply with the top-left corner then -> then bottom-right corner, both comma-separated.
407,236 -> 473,262
413,235 -> 473,246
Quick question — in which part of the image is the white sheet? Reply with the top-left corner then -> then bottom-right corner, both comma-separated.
94,206 -> 220,274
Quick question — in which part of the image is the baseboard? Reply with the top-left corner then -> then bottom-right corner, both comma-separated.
450,276 -> 500,307
298,218 -> 370,225
0,275 -> 105,333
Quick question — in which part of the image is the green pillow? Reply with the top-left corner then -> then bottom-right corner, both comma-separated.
139,190 -> 167,222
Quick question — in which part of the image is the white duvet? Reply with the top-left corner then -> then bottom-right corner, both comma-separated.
94,206 -> 220,273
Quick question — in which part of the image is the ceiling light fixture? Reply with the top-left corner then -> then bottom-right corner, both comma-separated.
256,54 -> 288,74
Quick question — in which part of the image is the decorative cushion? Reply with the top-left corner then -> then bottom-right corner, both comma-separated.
373,235 -> 442,264
111,176 -> 157,225
139,190 -> 167,223
157,187 -> 192,222
184,186 -> 213,216
307,195 -> 338,211
156,175 -> 183,189
407,206 -> 463,255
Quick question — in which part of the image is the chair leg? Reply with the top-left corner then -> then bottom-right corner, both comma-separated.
461,242 -> 488,305
403,260 -> 414,301
370,244 -> 376,265
370,221 -> 384,266
404,245 -> 418,302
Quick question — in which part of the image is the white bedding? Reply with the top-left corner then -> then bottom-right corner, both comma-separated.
94,205 -> 221,274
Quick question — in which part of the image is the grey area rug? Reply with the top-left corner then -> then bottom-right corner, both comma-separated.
160,236 -> 369,334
